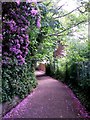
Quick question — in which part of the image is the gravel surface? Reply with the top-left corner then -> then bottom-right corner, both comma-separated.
3,71 -> 88,118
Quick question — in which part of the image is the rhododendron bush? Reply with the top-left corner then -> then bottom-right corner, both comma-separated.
2,1 -> 41,102
2,2 -> 41,66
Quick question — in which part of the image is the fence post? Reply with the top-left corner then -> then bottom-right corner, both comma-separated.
57,59 -> 58,71
53,58 -> 55,72
65,62 -> 68,82
76,62 -> 79,81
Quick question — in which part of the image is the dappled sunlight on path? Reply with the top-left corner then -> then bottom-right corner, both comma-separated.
35,70 -> 45,77
3,71 -> 89,118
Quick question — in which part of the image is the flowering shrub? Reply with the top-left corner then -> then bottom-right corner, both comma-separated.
2,1 -> 41,66
2,1 -> 41,103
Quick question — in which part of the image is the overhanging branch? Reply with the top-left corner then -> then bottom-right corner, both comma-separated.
54,5 -> 83,19
45,20 -> 87,37
52,3 -> 66,16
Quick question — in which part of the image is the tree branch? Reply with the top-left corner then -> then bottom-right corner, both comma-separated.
45,20 -> 87,37
52,3 -> 66,16
54,5 -> 83,19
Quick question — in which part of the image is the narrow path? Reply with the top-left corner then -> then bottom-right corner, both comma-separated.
3,71 -> 88,118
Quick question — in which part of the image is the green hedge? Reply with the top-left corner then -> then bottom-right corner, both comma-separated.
2,62 -> 37,103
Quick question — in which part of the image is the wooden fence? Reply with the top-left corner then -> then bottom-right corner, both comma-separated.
76,61 -> 90,81
47,59 -> 90,81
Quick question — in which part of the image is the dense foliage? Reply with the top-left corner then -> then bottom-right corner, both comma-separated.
2,63 -> 37,102
2,1 -> 41,102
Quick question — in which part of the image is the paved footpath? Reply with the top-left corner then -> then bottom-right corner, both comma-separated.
3,71 -> 89,118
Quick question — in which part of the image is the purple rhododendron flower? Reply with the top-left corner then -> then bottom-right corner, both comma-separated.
8,20 -> 17,32
11,20 -> 16,26
16,44 -> 20,49
37,17 -> 41,28
25,34 -> 29,39
15,39 -> 19,44
10,46 -> 21,55
31,8 -> 38,17
17,55 -> 23,59
10,47 -> 16,52
25,51 -> 28,55
15,49 -> 21,55
18,57 -> 25,65
20,40 -> 24,44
